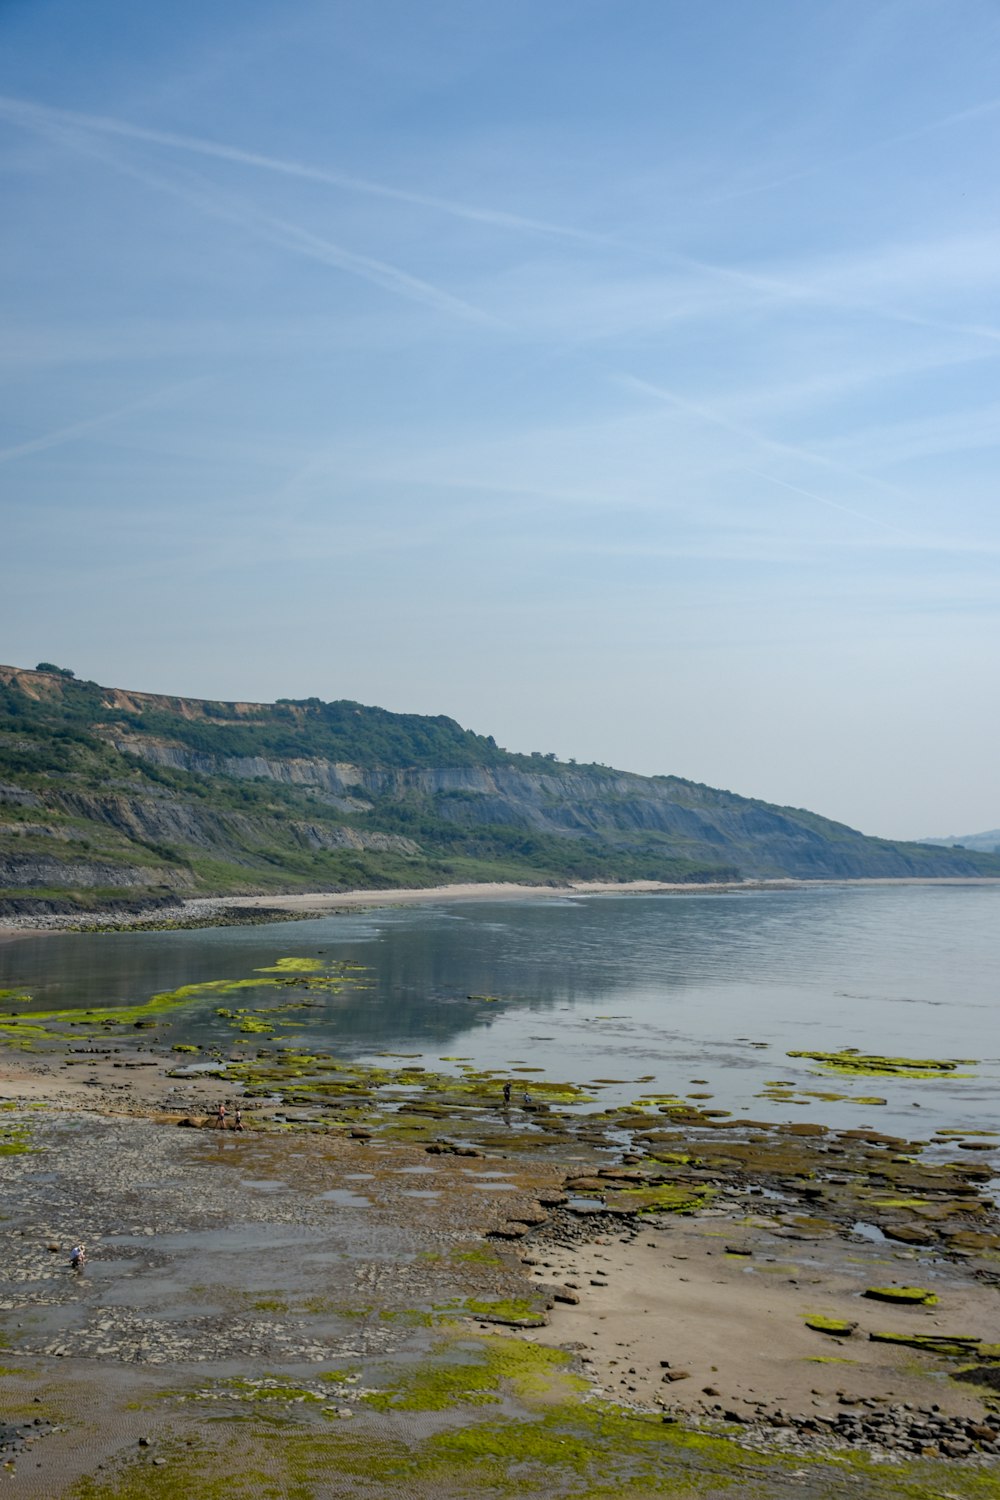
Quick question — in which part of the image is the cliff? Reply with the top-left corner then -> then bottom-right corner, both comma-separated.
1,663 -> 996,914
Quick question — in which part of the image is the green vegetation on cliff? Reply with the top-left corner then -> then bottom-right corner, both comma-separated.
1,663 -> 997,914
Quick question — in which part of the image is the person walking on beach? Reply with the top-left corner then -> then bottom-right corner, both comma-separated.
502,1080 -> 512,1106
233,1107 -> 243,1131
70,1244 -> 86,1271
215,1101 -> 227,1129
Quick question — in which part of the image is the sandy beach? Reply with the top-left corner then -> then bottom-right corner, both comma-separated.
0,878 -> 757,940
5,873 -> 1000,944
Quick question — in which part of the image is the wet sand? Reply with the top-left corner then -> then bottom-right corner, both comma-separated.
528,1218 -> 1000,1422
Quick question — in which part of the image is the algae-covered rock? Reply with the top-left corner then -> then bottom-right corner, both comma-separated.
787,1048 -> 973,1079
804,1315 -> 857,1336
869,1332 -> 980,1357
451,1297 -> 548,1328
943,1229 -> 1000,1252
863,1286 -> 938,1306
881,1223 -> 935,1246
606,1181 -> 712,1215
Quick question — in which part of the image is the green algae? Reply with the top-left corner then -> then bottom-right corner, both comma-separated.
71,1451 -> 241,1500
0,1018 -> 53,1048
0,982 -> 259,1042
379,1308 -> 439,1328
173,1374 -> 329,1406
0,957 -> 375,1047
364,1364 -> 501,1413
364,1335 -> 583,1415
382,1383 -> 780,1497
787,1048 -> 975,1079
0,1123 -> 33,1155
63,1321 -> 1000,1500
447,1297 -> 548,1326
254,957 -> 324,973
215,1009 -> 282,1035
279,1409 -> 1000,1500
448,1245 -> 503,1266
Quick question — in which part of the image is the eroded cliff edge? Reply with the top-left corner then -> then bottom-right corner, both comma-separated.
2,663 -> 996,914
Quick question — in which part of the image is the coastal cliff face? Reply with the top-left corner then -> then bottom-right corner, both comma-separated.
1,663 -> 996,912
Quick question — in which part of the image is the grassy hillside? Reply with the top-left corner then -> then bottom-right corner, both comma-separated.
1,663 -> 997,915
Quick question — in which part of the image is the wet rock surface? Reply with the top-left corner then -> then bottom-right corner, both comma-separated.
0,1419 -> 57,1459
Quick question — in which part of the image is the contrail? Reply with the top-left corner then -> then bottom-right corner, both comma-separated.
620,374 -> 905,499
5,93 -> 997,347
12,108 -> 500,325
708,95 -> 1000,209
247,212 -> 502,325
746,470 -> 904,534
0,92 -> 607,246
0,379 -> 209,465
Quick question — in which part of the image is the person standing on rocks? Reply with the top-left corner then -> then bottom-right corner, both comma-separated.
502,1080 -> 512,1106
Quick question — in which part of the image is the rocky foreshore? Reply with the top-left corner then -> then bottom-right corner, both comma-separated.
1,1008 -> 999,1497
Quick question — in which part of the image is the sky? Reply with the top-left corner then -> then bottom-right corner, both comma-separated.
1,0 -> 998,841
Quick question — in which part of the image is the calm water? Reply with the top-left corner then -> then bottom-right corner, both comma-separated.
2,885 -> 998,1135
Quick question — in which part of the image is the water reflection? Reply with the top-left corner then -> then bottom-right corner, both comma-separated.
2,884 -> 999,1135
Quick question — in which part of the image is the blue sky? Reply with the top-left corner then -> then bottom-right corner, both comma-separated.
2,0 -> 998,839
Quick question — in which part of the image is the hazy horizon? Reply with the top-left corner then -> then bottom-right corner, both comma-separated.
2,2 -> 998,842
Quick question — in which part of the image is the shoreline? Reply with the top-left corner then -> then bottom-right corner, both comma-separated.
3,873 -> 999,941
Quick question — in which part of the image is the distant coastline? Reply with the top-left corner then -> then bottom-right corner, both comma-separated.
2,873 -> 999,941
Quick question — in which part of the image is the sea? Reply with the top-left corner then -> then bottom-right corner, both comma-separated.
2,883 -> 998,1139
